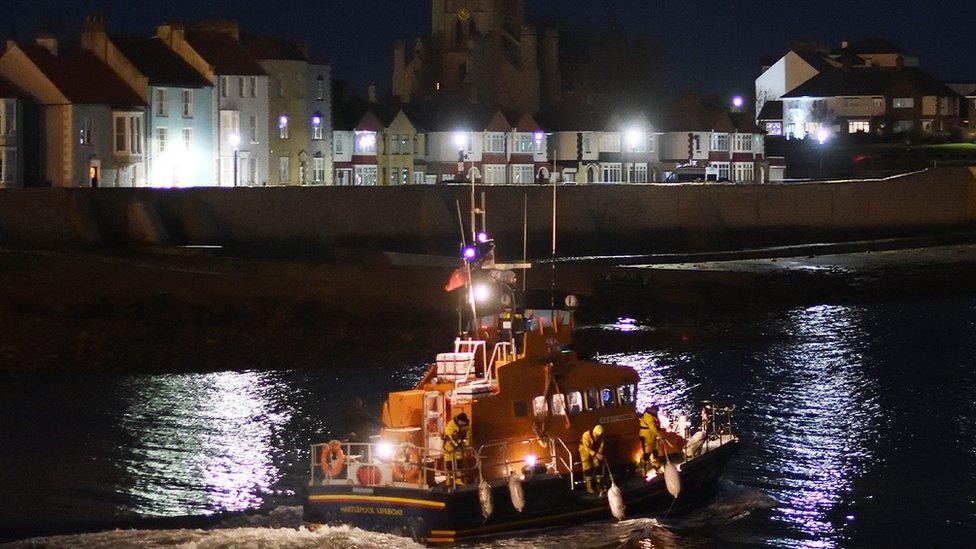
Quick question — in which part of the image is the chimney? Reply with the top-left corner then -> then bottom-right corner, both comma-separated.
368,83 -> 377,104
81,14 -> 108,53
36,34 -> 57,56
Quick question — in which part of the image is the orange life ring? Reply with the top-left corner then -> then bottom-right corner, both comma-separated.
321,440 -> 346,478
392,446 -> 422,483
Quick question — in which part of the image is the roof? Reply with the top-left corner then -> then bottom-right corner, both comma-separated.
241,36 -> 306,61
112,36 -> 211,87
757,100 -> 783,120
185,31 -> 266,75
659,93 -> 736,132
782,67 -> 958,99
21,45 -> 144,107
946,83 -> 976,97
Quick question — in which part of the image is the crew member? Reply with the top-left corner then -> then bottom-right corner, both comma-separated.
579,424 -> 605,494
639,405 -> 664,474
442,412 -> 470,486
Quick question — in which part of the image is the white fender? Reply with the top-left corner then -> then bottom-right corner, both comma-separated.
664,462 -> 681,499
508,473 -> 525,512
607,480 -> 626,520
478,481 -> 493,519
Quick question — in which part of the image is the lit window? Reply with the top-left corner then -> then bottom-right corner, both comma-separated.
600,133 -> 621,152
511,164 -> 533,184
354,131 -> 377,154
79,118 -> 93,146
601,387 -> 616,408
311,113 -> 323,140
893,97 -> 915,109
279,115 -> 290,140
550,393 -> 567,416
765,122 -> 783,136
354,165 -> 377,185
567,391 -> 583,415
533,396 -> 548,420
848,120 -> 870,133
515,134 -> 534,152
617,384 -> 636,406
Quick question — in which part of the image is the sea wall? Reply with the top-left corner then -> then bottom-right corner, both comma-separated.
1,168 -> 975,257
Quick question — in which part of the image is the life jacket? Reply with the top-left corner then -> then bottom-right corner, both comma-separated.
578,428 -> 604,459
443,419 -> 468,453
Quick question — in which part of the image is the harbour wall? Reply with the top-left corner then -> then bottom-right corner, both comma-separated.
1,168 -> 975,258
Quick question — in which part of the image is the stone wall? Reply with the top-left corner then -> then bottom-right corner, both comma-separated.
1,168 -> 974,258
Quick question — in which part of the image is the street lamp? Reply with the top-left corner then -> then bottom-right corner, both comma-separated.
229,133 -> 241,187
732,95 -> 745,111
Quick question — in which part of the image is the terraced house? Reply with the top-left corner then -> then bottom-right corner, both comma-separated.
0,36 -> 147,187
243,37 -> 331,185
158,21 -> 269,186
81,16 -> 216,187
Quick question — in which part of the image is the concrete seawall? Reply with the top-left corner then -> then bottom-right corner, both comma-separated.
1,168 -> 975,257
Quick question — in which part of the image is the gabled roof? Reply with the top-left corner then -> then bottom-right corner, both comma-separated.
782,66 -> 958,99
21,45 -> 144,107
112,36 -> 211,87
241,36 -> 306,61
757,100 -> 783,121
185,30 -> 265,76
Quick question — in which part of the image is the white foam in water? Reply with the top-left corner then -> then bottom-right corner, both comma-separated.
6,524 -> 423,549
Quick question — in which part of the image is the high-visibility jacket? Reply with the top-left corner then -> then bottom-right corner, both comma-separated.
443,419 -> 468,455
578,428 -> 604,469
639,412 -> 663,454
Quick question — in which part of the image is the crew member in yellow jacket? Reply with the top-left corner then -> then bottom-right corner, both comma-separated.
639,405 -> 664,474
579,424 -> 605,494
442,412 -> 470,486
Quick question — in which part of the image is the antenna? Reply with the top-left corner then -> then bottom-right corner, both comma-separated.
549,174 -> 557,320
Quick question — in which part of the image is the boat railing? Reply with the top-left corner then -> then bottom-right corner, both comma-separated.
310,440 -> 483,491
476,435 -> 575,487
486,341 -> 515,381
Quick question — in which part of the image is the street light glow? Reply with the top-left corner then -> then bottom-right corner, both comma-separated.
453,131 -> 467,151
626,128 -> 643,149
732,95 -> 745,109
817,128 -> 829,144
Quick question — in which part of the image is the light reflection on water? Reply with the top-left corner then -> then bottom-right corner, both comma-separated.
119,371 -> 292,516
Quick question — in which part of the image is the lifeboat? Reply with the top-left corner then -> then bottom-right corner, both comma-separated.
304,227 -> 740,545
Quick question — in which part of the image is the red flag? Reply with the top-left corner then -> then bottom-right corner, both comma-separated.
444,266 -> 468,292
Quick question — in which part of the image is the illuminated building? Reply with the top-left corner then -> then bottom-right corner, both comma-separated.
546,110 -> 660,183
242,37 -> 331,185
0,36 -> 147,187
158,21 -> 270,186
82,16 -> 216,187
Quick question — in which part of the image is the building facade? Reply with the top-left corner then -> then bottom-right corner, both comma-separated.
0,38 -> 147,187
158,21 -> 269,186
82,16 -> 216,187
243,37 -> 332,185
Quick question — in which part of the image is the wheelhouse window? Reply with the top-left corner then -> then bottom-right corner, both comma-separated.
532,396 -> 548,420
617,384 -> 636,406
550,393 -> 567,416
585,388 -> 601,411
568,391 -> 583,414
601,387 -> 617,408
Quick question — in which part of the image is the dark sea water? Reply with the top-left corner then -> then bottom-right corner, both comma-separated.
2,294 -> 976,547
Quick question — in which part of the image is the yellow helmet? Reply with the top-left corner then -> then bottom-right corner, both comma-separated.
593,424 -> 604,436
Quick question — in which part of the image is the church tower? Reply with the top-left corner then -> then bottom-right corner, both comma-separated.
395,0 -> 556,114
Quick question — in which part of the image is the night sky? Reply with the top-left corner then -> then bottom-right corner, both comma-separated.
5,0 -> 975,102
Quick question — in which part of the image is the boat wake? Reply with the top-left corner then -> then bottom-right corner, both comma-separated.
4,483 -> 773,548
